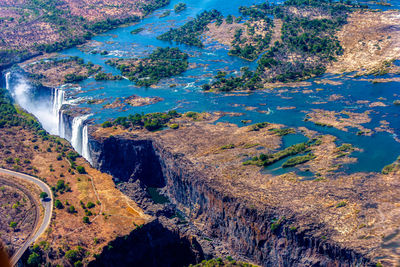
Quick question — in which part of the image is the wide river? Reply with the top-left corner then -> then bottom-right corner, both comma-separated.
9,0 -> 400,175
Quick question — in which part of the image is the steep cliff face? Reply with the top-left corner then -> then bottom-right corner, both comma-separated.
89,219 -> 203,267
88,132 -> 372,266
88,134 -> 164,187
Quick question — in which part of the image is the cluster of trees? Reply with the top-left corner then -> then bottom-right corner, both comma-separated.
174,3 -> 187,13
157,9 -> 223,47
254,0 -> 358,83
203,68 -> 262,92
142,0 -> 171,15
202,0 -> 364,90
94,72 -> 123,81
102,110 -> 180,131
84,16 -> 141,34
228,5 -> 274,61
108,47 -> 189,87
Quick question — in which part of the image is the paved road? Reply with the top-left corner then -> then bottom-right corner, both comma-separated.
0,168 -> 53,266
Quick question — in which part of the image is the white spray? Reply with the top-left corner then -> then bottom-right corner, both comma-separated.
6,72 -> 93,164
7,73 -> 59,134
5,72 -> 10,91
82,125 -> 92,164
70,114 -> 91,156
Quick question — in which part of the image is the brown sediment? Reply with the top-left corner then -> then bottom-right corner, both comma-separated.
305,109 -> 373,135
124,95 -> 163,107
328,10 -> 400,74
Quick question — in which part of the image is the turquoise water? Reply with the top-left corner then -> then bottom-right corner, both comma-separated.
56,0 -> 400,174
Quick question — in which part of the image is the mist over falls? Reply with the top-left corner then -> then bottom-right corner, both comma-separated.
4,71 -> 92,163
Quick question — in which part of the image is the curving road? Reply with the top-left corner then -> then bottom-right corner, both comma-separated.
0,168 -> 53,266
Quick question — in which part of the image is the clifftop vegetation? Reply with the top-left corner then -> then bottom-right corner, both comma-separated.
0,0 -> 170,69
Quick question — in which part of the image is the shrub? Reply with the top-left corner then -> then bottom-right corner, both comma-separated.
67,205 -> 76,213
336,201 -> 347,208
76,166 -> 86,174
55,199 -> 64,209
39,192 -> 48,200
27,252 -> 42,266
9,221 -> 17,229
169,123 -> 179,129
65,249 -> 79,263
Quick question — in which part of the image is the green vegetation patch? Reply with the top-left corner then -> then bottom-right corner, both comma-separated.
269,127 -> 295,136
130,28 -> 144,35
94,72 -> 122,81
102,110 -> 180,131
244,138 -> 319,167
106,47 -> 189,87
0,88 -> 42,131
382,156 -> 400,174
157,9 -> 223,47
174,3 -> 187,13
282,153 -> 316,168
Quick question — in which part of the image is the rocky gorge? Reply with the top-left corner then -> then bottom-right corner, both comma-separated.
84,121 -> 387,266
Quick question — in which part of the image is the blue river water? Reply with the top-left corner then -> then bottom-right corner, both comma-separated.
54,0 -> 400,174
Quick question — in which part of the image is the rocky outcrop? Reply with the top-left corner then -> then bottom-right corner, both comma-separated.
88,131 -> 372,266
88,134 -> 164,187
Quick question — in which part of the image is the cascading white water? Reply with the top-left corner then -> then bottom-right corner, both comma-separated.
52,88 -> 66,138
71,114 -> 91,155
82,125 -> 92,164
52,88 -> 65,116
5,72 -> 10,91
58,110 -> 65,139
7,73 -> 59,134
6,71 -> 93,164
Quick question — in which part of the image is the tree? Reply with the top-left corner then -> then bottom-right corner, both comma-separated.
76,166 -> 86,174
83,216 -> 90,224
39,192 -> 48,200
9,221 -> 17,230
54,199 -> 64,209
67,205 -> 76,213
86,202 -> 95,209
27,252 -> 42,266
65,249 -> 78,263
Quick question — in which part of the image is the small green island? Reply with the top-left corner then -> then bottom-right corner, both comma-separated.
106,47 -> 189,87
174,3 -> 187,13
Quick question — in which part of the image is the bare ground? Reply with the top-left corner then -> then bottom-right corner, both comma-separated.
328,10 -> 400,74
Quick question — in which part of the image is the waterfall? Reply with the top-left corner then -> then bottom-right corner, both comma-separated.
5,72 -> 10,90
71,114 -> 91,155
58,110 -> 65,139
5,71 -> 93,164
52,88 -> 65,137
6,72 -> 59,134
82,125 -> 92,164
52,88 -> 65,116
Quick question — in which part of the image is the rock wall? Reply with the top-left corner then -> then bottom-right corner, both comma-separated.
88,132 -> 372,266
89,219 -> 203,267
